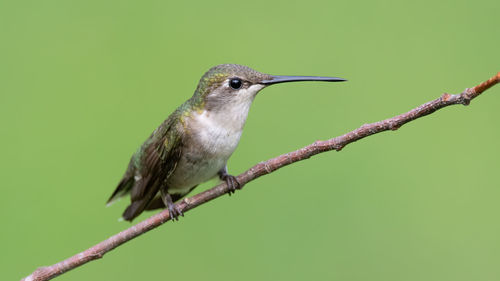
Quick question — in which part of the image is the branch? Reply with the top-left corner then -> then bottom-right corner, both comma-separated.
22,72 -> 500,281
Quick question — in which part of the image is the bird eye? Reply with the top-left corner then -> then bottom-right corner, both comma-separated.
229,78 -> 242,89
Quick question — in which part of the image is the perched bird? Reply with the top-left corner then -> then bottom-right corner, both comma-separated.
107,64 -> 346,221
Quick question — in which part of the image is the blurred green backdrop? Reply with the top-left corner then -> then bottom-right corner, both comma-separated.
1,0 -> 499,280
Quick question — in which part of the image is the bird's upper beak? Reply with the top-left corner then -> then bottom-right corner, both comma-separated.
260,75 -> 346,85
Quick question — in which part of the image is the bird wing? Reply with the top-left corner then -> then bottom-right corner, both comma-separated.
107,114 -> 183,221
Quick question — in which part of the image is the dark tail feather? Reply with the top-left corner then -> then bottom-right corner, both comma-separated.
107,175 -> 134,206
122,200 -> 146,221
121,177 -> 161,221
122,190 -> 157,221
107,160 -> 136,205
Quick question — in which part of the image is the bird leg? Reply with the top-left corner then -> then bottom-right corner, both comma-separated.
218,166 -> 241,195
160,187 -> 184,221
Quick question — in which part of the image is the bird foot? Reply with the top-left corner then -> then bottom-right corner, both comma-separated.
168,203 -> 184,221
161,189 -> 184,221
221,174 -> 241,195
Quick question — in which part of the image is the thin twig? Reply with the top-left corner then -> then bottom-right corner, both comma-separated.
22,72 -> 500,281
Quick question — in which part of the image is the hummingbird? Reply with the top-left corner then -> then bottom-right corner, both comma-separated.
107,64 -> 346,221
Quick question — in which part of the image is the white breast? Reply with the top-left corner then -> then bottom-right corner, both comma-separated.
166,105 -> 250,194
193,108 -> 246,157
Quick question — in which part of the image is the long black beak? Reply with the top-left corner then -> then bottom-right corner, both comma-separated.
260,75 -> 346,85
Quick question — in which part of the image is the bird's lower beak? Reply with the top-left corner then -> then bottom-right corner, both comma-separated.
260,75 -> 346,85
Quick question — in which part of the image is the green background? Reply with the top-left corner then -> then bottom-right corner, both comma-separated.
1,0 -> 499,280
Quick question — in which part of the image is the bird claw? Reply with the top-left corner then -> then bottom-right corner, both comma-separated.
168,204 -> 184,221
223,174 -> 241,196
